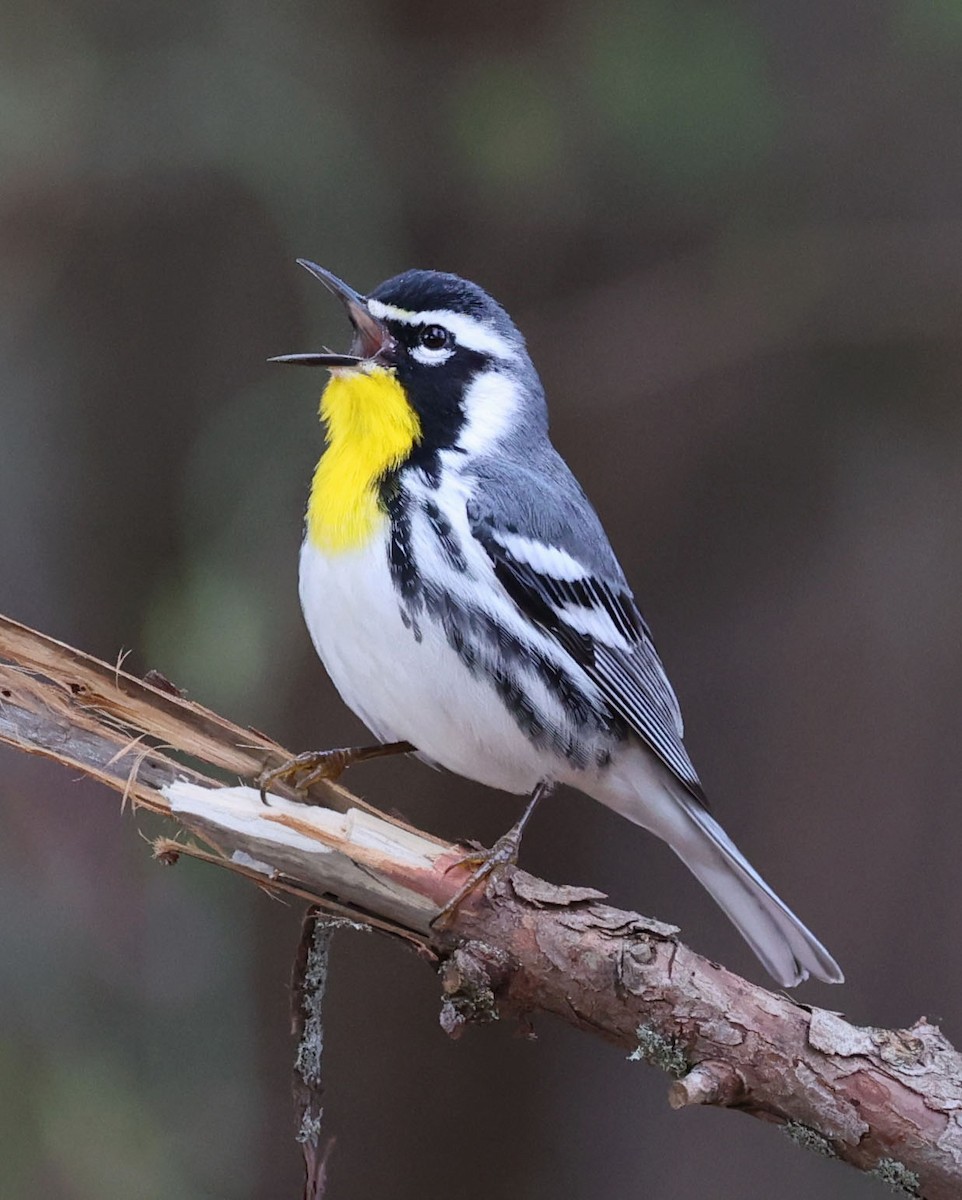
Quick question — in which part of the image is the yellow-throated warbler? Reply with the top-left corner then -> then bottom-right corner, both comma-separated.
265,260 -> 843,988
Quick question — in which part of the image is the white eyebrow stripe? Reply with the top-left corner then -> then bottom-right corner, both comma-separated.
366,299 -> 517,359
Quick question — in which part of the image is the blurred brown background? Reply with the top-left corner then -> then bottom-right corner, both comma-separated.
2,2 -> 961,1197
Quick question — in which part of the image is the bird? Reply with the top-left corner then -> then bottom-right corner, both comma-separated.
262,259 -> 844,988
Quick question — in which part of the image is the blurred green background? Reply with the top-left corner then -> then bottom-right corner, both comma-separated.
3,1 -> 962,1197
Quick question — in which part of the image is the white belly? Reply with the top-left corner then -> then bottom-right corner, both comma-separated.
299,534 -> 558,794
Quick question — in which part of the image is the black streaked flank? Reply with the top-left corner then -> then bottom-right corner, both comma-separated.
379,477 -> 695,787
419,582 -> 621,769
384,489 -> 418,603
423,499 -> 468,573
379,479 -> 619,766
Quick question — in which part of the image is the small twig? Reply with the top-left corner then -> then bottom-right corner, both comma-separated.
291,911 -> 345,1199
668,1061 -> 744,1109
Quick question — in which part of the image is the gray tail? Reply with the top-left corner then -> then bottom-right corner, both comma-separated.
663,789 -> 843,986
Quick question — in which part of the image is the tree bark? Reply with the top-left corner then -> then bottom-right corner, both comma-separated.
0,612 -> 958,1198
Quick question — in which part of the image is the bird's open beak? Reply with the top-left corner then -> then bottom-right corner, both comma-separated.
269,260 -> 394,368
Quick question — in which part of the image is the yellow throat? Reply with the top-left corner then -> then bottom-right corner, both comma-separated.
307,367 -> 421,553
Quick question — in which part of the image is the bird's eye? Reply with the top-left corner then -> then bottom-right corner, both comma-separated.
419,324 -> 451,351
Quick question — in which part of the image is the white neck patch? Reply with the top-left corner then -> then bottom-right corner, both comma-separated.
455,369 -> 520,456
366,298 -> 517,361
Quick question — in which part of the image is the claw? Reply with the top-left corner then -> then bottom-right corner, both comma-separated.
431,778 -> 555,927
432,830 -> 524,927
255,741 -> 415,805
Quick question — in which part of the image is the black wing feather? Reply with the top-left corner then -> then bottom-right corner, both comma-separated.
473,520 -> 706,805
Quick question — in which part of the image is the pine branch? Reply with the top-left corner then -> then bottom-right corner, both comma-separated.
0,612 -> 958,1198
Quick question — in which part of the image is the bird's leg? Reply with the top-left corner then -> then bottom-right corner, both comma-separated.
257,740 -> 415,804
431,779 -> 555,927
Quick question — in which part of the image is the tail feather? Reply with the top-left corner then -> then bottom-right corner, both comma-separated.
596,756 -> 843,986
670,796 -> 843,986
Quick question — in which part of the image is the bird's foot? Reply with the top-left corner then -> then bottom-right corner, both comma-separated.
431,778 -> 554,927
256,740 -> 414,804
431,829 -> 524,927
